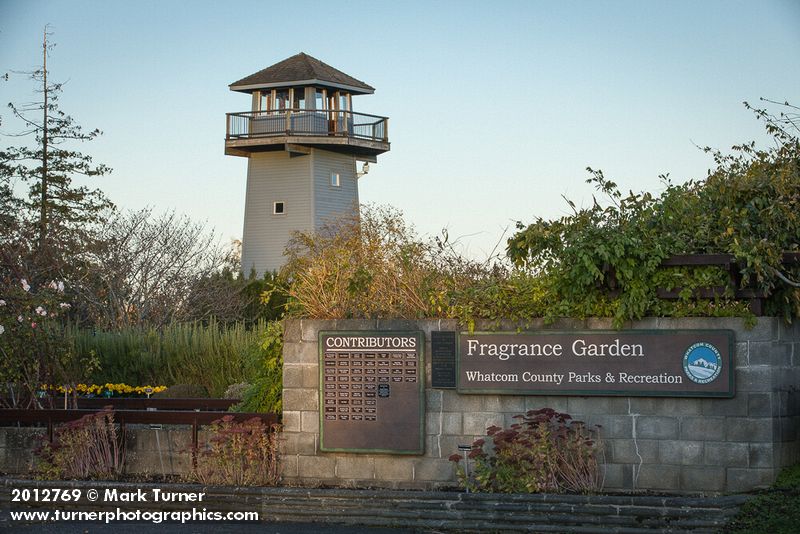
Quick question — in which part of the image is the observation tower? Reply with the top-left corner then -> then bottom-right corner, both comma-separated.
225,53 -> 389,275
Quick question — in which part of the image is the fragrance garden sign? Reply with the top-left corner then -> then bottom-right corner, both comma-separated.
456,330 -> 734,397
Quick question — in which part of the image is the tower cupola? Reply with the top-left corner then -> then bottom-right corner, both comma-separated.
225,52 -> 389,159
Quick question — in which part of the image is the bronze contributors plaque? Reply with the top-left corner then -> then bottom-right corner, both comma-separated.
319,331 -> 425,454
458,330 -> 734,397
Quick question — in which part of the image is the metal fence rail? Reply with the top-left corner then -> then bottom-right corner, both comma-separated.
72,398 -> 240,411
226,109 -> 389,142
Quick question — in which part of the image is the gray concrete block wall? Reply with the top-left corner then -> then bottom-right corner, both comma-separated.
0,426 -> 198,476
0,427 -> 44,473
122,425 -> 194,476
282,317 -> 799,493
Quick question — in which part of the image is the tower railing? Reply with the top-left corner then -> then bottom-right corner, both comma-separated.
226,109 -> 388,143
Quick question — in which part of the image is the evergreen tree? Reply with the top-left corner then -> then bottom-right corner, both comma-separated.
1,26 -> 113,285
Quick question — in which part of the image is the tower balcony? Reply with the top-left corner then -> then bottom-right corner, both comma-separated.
225,109 -> 389,158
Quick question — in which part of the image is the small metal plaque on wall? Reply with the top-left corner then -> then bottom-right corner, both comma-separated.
431,331 -> 457,388
319,331 -> 425,454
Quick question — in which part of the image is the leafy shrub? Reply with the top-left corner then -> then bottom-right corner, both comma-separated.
282,205 -> 437,319
507,100 -> 799,325
726,463 -> 800,533
281,204 -> 543,325
191,415 -> 280,486
35,408 -> 124,479
240,270 -> 289,323
774,463 -> 800,489
449,408 -> 603,494
232,320 -> 283,413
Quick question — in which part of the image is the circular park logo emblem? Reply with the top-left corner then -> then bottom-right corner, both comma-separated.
682,342 -> 722,384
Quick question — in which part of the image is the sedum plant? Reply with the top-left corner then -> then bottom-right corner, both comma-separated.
450,408 -> 603,494
35,408 -> 124,480
191,416 -> 280,486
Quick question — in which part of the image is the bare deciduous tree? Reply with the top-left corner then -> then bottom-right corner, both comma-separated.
86,208 -> 243,328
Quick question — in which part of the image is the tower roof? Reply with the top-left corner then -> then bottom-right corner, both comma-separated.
229,53 -> 375,95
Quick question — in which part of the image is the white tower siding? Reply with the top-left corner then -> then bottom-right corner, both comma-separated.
241,151 -> 313,276
313,150 -> 358,228
241,149 -> 359,276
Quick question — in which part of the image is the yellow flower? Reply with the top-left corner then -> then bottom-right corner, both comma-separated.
38,381 -> 168,397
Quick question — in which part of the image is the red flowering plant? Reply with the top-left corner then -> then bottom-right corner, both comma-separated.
449,408 -> 603,494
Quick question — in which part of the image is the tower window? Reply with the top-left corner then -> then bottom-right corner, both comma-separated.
273,201 -> 285,215
331,172 -> 341,187
293,87 -> 306,109
315,89 -> 325,110
274,89 -> 289,110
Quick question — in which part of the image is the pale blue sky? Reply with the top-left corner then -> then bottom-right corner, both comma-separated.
2,0 -> 799,258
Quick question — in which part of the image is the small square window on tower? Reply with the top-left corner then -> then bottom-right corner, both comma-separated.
273,201 -> 285,215
331,172 -> 340,187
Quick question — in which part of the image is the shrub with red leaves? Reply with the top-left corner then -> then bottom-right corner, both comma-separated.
449,408 -> 603,494
35,408 -> 124,479
191,416 -> 281,486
